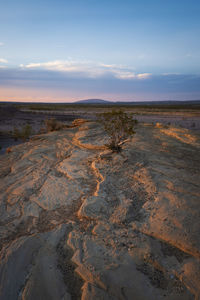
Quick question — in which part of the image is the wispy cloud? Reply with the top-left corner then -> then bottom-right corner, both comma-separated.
0,67 -> 200,102
20,60 -> 108,78
0,58 -> 8,63
0,42 -> 4,47
20,60 -> 151,80
100,63 -> 136,79
136,73 -> 152,79
113,70 -> 136,79
99,63 -> 151,80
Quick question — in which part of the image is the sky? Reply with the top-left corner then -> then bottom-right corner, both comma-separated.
0,0 -> 200,102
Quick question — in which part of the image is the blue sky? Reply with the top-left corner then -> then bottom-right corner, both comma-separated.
0,0 -> 200,102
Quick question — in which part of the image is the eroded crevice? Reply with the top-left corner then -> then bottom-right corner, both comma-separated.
56,226 -> 84,300
160,240 -> 192,263
17,245 -> 42,300
90,154 -> 105,197
0,216 -> 37,256
136,262 -> 191,296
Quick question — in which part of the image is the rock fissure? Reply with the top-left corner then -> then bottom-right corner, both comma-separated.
0,122 -> 200,299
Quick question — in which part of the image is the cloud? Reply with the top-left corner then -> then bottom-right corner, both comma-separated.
112,70 -> 136,79
20,60 -> 151,80
0,67 -> 200,101
136,73 -> 152,79
0,58 -> 8,63
21,60 -> 106,78
99,63 -> 151,80
0,42 -> 4,46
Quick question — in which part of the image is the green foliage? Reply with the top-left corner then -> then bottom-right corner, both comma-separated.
100,110 -> 136,152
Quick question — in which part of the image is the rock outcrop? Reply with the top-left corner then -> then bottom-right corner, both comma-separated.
0,121 -> 200,299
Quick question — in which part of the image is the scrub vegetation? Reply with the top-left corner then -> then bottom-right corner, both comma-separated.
45,118 -> 64,132
13,124 -> 32,141
100,110 -> 137,152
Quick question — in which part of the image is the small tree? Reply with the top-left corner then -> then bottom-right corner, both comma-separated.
100,110 -> 136,152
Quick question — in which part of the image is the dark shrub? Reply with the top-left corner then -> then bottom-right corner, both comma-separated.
100,110 -> 136,152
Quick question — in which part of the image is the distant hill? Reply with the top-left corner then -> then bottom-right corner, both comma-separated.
74,99 -> 200,107
75,99 -> 111,104
1,99 -> 200,107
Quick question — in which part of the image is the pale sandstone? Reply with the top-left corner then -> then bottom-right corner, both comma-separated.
0,122 -> 199,299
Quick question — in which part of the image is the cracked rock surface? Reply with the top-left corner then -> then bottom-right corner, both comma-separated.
0,121 -> 200,300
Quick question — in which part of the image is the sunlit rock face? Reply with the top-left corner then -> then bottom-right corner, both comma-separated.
0,121 -> 199,300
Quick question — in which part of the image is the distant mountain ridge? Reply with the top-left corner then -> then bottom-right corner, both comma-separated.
74,99 -> 200,106
75,99 -> 111,104
1,99 -> 200,106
